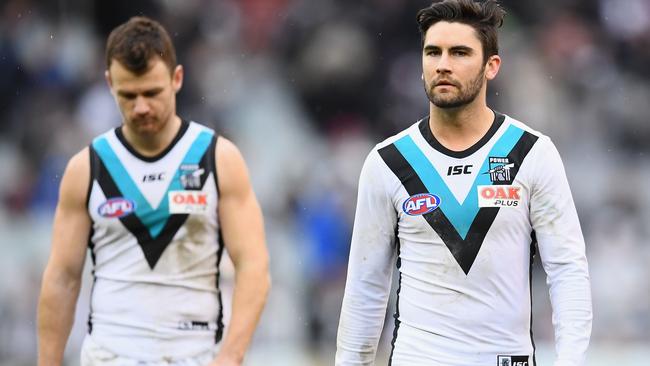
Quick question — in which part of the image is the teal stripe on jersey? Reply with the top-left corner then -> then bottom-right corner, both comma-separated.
155,130 -> 214,222
93,137 -> 165,236
394,124 -> 524,239
92,129 -> 214,238
182,130 -> 214,165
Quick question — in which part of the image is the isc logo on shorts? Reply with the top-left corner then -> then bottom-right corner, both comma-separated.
177,320 -> 216,331
478,185 -> 521,208
497,355 -> 529,366
168,191 -> 209,214
98,198 -> 136,218
403,193 -> 441,216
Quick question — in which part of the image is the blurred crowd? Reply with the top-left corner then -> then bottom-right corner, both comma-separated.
1,0 -> 649,365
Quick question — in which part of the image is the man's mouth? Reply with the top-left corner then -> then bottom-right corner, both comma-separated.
435,80 -> 456,87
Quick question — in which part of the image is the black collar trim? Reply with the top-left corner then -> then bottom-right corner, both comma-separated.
418,111 -> 505,158
115,119 -> 190,162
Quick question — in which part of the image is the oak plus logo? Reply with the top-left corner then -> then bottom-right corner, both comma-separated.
402,193 -> 441,216
478,185 -> 521,208
168,191 -> 209,214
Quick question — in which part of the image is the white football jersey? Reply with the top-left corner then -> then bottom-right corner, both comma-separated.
336,113 -> 592,366
86,120 -> 224,360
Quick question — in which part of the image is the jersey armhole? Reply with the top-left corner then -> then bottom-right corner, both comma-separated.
86,145 -> 98,260
86,145 -> 98,208
211,135 -> 220,196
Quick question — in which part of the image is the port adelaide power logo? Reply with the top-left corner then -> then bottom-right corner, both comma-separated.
479,156 -> 522,208
486,157 -> 514,183
179,164 -> 204,189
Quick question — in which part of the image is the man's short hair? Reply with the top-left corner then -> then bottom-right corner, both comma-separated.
105,16 -> 177,74
416,0 -> 506,63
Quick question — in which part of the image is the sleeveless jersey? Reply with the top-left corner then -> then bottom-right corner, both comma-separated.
86,120 -> 224,361
336,113 -> 592,366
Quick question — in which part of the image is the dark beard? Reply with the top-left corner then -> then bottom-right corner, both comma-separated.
425,66 -> 485,109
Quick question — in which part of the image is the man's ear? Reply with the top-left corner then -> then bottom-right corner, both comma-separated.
105,70 -> 113,90
172,64 -> 184,93
485,55 -> 501,81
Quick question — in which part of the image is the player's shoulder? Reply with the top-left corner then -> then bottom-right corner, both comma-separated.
374,117 -> 423,151
215,135 -> 240,160
370,117 -> 424,151
57,147 -> 91,205
501,113 -> 565,176
360,117 -> 424,172
67,147 -> 90,174
181,118 -> 239,166
214,136 -> 251,197
501,113 -> 561,160
89,127 -> 117,146
502,113 -> 551,143
186,119 -> 217,136
212,133 -> 246,179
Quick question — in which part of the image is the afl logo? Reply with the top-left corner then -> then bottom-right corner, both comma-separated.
98,198 -> 136,218
402,193 -> 440,216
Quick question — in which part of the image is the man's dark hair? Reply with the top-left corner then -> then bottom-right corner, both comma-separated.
105,16 -> 177,74
416,0 -> 506,63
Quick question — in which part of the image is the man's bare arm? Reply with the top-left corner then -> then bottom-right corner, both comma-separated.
38,148 -> 91,366
210,137 -> 270,366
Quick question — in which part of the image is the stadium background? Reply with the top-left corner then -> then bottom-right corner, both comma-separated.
1,0 -> 649,364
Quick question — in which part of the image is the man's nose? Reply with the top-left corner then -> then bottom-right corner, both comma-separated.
133,96 -> 150,115
436,52 -> 452,74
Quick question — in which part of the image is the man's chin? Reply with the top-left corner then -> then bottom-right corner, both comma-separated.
429,91 -> 480,109
131,121 -> 160,135
432,98 -> 467,109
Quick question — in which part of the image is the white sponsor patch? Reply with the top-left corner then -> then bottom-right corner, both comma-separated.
477,185 -> 521,208
168,191 -> 209,214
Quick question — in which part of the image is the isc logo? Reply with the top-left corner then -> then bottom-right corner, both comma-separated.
98,198 -> 136,218
447,164 -> 472,175
402,193 -> 441,216
142,172 -> 165,183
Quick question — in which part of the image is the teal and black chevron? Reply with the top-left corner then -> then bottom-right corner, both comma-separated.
379,123 -> 538,274
89,130 -> 216,269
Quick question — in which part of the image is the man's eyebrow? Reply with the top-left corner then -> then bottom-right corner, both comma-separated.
117,90 -> 136,97
449,45 -> 474,52
117,87 -> 163,97
423,45 -> 475,52
142,87 -> 163,95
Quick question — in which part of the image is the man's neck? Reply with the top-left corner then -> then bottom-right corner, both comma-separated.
122,115 -> 182,157
428,101 -> 495,152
